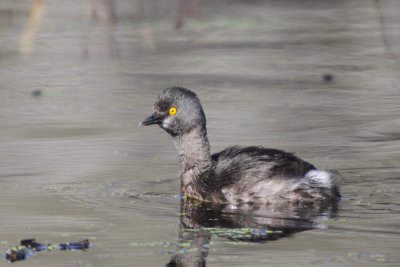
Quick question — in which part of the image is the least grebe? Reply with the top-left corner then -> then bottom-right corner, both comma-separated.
141,87 -> 340,206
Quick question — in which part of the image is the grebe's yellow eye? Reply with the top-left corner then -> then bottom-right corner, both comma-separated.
169,107 -> 177,116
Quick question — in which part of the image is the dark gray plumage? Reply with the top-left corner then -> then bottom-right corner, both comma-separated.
141,87 -> 340,206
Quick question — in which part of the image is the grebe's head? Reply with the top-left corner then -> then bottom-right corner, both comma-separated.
140,87 -> 206,136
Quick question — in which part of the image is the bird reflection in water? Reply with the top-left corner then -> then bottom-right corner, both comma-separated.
166,199 -> 338,267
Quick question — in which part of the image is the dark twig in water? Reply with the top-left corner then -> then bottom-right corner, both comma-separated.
5,238 -> 90,263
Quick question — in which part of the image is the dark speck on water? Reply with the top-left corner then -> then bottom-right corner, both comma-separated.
322,73 -> 334,83
31,89 -> 42,97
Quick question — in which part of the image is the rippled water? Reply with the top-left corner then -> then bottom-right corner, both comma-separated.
1,0 -> 400,266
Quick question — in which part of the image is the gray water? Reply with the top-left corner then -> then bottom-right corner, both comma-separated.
1,0 -> 400,266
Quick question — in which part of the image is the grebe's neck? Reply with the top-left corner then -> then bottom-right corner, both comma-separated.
173,126 -> 212,199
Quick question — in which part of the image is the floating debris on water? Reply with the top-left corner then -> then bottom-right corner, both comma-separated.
5,238 -> 90,263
